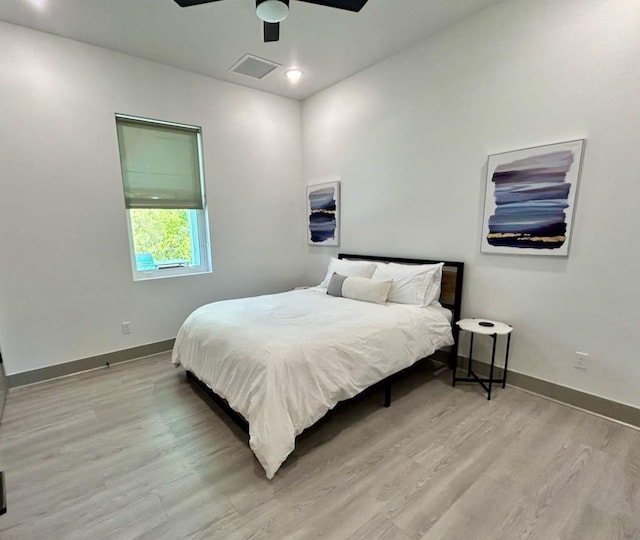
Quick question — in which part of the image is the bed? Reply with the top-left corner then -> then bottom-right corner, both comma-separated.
172,254 -> 464,478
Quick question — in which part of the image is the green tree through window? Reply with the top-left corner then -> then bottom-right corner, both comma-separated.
130,209 -> 193,263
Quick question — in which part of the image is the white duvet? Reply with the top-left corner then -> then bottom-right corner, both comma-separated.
172,288 -> 453,478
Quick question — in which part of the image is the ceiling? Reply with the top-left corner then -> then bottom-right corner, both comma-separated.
0,0 -> 502,100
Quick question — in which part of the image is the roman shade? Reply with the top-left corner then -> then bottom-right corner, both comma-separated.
116,117 -> 203,209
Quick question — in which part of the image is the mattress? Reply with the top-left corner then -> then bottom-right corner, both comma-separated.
172,287 -> 454,478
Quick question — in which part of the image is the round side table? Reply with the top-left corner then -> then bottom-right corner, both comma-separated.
453,318 -> 513,400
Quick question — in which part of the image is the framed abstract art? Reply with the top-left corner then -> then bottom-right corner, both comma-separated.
481,140 -> 585,256
307,181 -> 340,246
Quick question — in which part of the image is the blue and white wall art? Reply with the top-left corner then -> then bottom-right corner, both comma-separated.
307,181 -> 340,246
481,140 -> 585,256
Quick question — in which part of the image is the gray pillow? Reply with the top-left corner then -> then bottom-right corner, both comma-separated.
326,272 -> 348,297
327,273 -> 393,304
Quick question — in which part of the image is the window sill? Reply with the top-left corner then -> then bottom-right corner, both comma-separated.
133,267 -> 211,281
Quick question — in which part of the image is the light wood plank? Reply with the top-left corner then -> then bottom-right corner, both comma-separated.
0,353 -> 638,539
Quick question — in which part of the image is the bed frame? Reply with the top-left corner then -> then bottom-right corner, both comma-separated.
187,253 -> 464,435
339,254 -> 464,406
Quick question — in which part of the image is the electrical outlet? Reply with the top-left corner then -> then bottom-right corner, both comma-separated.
121,321 -> 132,335
574,351 -> 589,370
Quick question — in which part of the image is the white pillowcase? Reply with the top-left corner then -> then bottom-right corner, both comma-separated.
341,276 -> 393,304
372,262 -> 443,306
318,258 -> 377,288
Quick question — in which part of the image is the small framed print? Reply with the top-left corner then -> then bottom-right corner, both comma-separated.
307,181 -> 340,246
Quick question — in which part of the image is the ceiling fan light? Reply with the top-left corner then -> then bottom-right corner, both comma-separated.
256,0 -> 289,23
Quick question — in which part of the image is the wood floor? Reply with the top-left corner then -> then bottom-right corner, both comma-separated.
0,353 -> 638,540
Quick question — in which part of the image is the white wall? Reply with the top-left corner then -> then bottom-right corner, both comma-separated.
302,0 -> 640,407
0,22 -> 304,376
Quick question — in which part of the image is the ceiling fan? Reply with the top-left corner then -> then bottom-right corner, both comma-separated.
173,0 -> 369,43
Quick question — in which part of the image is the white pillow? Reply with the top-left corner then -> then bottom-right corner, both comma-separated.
328,275 -> 392,304
372,262 -> 443,306
318,258 -> 377,288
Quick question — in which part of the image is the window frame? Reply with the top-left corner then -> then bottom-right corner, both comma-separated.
115,114 -> 212,281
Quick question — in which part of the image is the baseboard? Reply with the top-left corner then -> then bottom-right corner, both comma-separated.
0,356 -> 6,424
8,339 -> 175,388
457,357 -> 640,429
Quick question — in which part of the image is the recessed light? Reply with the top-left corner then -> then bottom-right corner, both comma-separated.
28,0 -> 47,10
285,69 -> 303,83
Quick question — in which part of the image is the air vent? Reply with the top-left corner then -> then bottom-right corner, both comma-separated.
229,54 -> 280,80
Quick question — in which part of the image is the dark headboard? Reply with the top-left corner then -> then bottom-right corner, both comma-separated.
338,254 -> 465,362
338,253 -> 464,321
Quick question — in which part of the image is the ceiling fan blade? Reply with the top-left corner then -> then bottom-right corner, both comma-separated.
263,22 -> 280,42
173,0 -> 224,7
296,0 -> 368,12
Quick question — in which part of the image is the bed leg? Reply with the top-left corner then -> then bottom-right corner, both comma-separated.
384,382 -> 391,408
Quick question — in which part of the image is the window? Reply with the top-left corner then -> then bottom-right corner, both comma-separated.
115,115 -> 211,280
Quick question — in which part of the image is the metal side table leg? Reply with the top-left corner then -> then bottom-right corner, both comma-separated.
452,349 -> 457,387
488,334 -> 497,400
503,332 -> 512,388
0,471 -> 6,515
